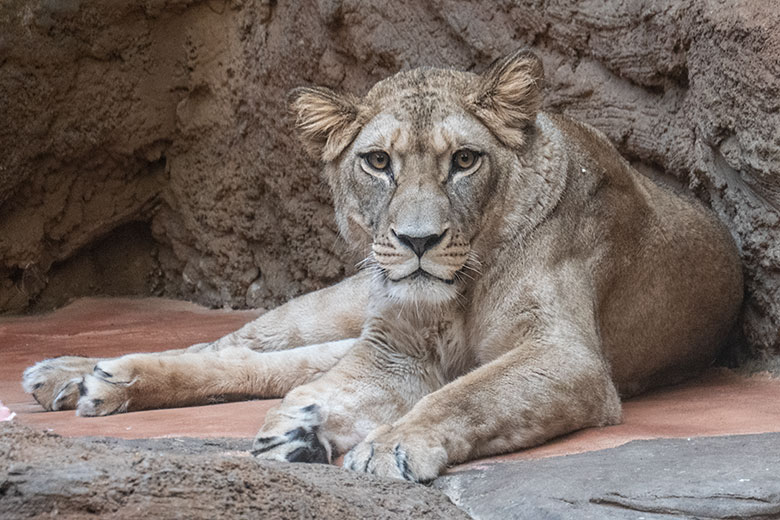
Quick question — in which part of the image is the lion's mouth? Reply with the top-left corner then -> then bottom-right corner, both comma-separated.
395,269 -> 455,285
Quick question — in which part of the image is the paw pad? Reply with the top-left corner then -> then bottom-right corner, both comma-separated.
253,425 -> 329,463
252,404 -> 331,464
22,357 -> 96,411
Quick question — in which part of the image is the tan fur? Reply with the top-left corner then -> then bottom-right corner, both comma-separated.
23,50 -> 743,482
292,87 -> 365,162
467,49 -> 544,148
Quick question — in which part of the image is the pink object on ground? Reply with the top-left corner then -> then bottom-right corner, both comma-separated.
0,400 -> 15,421
2,297 -> 779,471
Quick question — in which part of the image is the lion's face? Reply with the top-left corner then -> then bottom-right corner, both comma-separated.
338,102 -> 499,304
292,50 -> 544,305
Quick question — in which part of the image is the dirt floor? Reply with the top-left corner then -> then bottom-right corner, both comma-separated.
0,422 -> 469,519
2,297 -> 780,518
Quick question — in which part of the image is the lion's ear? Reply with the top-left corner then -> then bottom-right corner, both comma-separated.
290,87 -> 363,162
468,49 -> 544,148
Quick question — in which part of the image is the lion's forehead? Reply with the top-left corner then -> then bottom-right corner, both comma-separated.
365,67 -> 476,102
363,68 -> 476,130
355,108 -> 491,158
394,89 -> 453,130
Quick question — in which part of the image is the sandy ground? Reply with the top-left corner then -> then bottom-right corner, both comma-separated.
3,297 -> 780,462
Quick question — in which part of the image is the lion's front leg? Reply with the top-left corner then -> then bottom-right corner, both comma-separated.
202,272 -> 370,353
75,340 -> 355,416
251,327 -> 446,465
344,340 -> 622,482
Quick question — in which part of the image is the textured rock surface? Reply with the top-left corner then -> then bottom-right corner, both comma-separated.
0,422 -> 469,519
1,1 -> 778,359
3,423 -> 780,520
435,433 -> 780,519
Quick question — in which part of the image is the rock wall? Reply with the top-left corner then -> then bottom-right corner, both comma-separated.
1,0 -> 778,360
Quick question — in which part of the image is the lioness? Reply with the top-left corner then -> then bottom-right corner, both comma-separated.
23,49 -> 742,482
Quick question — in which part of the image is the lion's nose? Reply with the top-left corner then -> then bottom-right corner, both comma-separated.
393,230 -> 447,258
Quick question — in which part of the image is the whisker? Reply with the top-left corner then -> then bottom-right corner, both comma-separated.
456,269 -> 475,281
356,251 -> 378,271
463,251 -> 483,276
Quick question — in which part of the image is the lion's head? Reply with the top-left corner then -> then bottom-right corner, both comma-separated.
292,50 -> 544,305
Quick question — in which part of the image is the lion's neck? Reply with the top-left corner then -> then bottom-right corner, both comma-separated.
476,113 -> 569,266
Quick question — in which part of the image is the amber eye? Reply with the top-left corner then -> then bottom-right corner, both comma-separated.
453,149 -> 478,170
366,151 -> 391,171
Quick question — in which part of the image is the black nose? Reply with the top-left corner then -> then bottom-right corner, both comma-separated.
394,230 -> 447,258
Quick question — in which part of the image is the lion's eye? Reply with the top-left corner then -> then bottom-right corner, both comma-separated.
366,151 -> 391,171
453,149 -> 477,170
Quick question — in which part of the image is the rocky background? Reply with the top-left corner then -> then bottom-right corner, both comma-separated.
1,0 -> 778,363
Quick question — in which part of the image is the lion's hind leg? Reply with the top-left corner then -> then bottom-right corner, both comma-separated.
75,339 -> 356,416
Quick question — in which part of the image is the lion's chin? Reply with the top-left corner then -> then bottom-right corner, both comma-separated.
384,270 -> 459,306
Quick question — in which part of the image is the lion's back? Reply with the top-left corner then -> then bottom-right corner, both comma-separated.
549,113 -> 743,396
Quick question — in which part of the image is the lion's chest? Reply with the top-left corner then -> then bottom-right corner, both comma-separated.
427,317 -> 475,381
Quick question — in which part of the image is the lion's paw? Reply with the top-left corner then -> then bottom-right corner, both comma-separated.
252,404 -> 331,464
343,425 -> 447,482
22,356 -> 97,411
75,360 -> 136,416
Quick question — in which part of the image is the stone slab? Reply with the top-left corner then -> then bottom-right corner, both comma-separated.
435,433 -> 780,519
